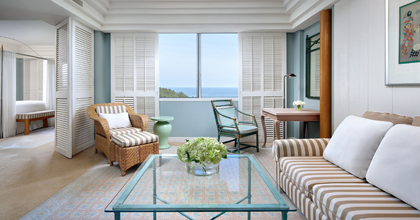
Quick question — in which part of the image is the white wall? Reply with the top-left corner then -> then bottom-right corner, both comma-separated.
333,0 -> 420,130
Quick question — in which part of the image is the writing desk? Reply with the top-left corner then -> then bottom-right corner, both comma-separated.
261,108 -> 320,147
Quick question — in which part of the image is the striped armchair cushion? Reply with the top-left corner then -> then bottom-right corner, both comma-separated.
111,131 -> 158,148
96,105 -> 127,114
16,110 -> 55,120
272,138 -> 330,161
109,127 -> 142,136
313,183 -> 420,220
280,156 -> 365,197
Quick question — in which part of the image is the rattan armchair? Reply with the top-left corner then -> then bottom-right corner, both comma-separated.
86,103 -> 149,165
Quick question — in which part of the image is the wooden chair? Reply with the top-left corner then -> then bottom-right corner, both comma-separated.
86,103 -> 152,166
211,99 -> 259,153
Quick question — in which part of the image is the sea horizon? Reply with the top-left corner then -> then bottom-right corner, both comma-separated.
162,87 -> 238,98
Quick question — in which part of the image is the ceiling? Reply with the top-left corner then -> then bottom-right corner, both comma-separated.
0,0 -> 339,33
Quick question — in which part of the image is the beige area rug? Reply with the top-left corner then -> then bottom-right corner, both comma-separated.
21,144 -> 306,220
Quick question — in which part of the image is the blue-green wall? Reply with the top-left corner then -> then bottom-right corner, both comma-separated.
286,22 -> 321,138
94,28 -> 323,138
160,101 -> 238,137
94,31 -> 111,104
16,58 -> 23,101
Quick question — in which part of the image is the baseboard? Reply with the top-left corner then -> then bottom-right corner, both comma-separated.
168,137 -> 234,142
168,136 -> 280,143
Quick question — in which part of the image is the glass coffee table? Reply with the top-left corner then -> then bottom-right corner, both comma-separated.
105,154 -> 296,219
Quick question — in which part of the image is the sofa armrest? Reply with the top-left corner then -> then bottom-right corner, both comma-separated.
129,113 -> 149,131
272,138 -> 330,161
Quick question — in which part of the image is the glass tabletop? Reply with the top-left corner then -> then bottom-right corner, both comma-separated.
105,154 -> 297,219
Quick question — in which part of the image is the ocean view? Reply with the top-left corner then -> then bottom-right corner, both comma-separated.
166,87 -> 238,98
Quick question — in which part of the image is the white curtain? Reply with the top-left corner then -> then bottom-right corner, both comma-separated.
45,60 -> 55,126
1,51 -> 17,138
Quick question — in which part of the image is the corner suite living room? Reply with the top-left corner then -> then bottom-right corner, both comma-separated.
1,0 -> 420,220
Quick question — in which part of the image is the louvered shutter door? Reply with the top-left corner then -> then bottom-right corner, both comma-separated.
72,21 -> 94,154
55,20 -> 71,158
136,96 -> 155,132
55,18 -> 94,158
115,96 -> 135,110
263,96 -> 283,138
111,33 -> 159,132
239,33 -> 286,141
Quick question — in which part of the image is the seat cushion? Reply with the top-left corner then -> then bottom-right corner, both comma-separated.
366,124 -> 420,210
109,127 -> 142,136
280,157 -> 365,197
221,125 -> 258,134
312,183 -> 420,220
111,131 -> 158,147
323,115 -> 393,179
16,110 -> 55,120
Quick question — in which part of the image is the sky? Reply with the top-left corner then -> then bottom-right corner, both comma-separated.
159,33 -> 238,88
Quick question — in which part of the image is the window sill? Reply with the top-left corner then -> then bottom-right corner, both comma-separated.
159,98 -> 239,102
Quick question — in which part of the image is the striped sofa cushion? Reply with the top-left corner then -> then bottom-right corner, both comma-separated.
313,183 -> 420,220
16,110 -> 55,120
111,131 -> 158,147
109,127 -> 142,136
280,156 -> 365,197
280,172 -> 329,220
96,105 -> 127,114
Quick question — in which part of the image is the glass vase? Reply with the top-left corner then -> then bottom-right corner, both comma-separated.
186,162 -> 220,176
295,105 -> 303,111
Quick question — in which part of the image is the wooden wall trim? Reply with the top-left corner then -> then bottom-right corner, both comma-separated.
320,9 -> 332,138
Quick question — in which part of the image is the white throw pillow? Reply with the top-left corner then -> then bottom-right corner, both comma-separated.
366,124 -> 420,210
98,112 -> 132,129
323,115 -> 393,179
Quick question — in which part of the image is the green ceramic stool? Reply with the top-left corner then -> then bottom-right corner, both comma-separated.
151,116 -> 174,150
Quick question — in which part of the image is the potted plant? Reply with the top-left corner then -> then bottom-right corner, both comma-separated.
293,100 -> 305,111
177,137 -> 228,176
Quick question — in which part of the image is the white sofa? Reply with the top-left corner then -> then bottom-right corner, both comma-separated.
272,112 -> 420,220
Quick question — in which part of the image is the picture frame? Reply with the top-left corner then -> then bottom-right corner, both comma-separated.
386,0 -> 420,85
306,33 -> 320,98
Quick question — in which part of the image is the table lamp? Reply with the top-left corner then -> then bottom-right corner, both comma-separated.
283,73 -> 296,108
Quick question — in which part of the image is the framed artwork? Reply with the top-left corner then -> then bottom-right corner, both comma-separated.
306,33 -> 320,99
387,0 -> 420,85
399,0 -> 420,64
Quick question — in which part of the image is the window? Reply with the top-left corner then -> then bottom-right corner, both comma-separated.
159,33 -> 238,98
16,58 -> 47,101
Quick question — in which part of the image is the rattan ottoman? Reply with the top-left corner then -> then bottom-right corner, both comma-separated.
110,131 -> 159,176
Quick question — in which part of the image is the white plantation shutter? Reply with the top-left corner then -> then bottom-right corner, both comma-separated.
136,96 -> 155,132
115,96 -> 135,110
111,33 -> 159,131
239,33 -> 286,141
114,36 -> 134,92
55,18 -> 94,158
55,20 -> 71,158
263,96 -> 283,138
242,96 -> 262,136
263,36 -> 283,92
55,98 -> 69,155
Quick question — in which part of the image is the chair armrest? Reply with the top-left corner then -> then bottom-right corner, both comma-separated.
129,113 -> 148,131
89,115 -> 111,139
271,138 -> 330,161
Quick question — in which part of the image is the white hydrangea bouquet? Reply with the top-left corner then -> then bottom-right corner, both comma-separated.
177,137 -> 228,172
293,100 -> 305,111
